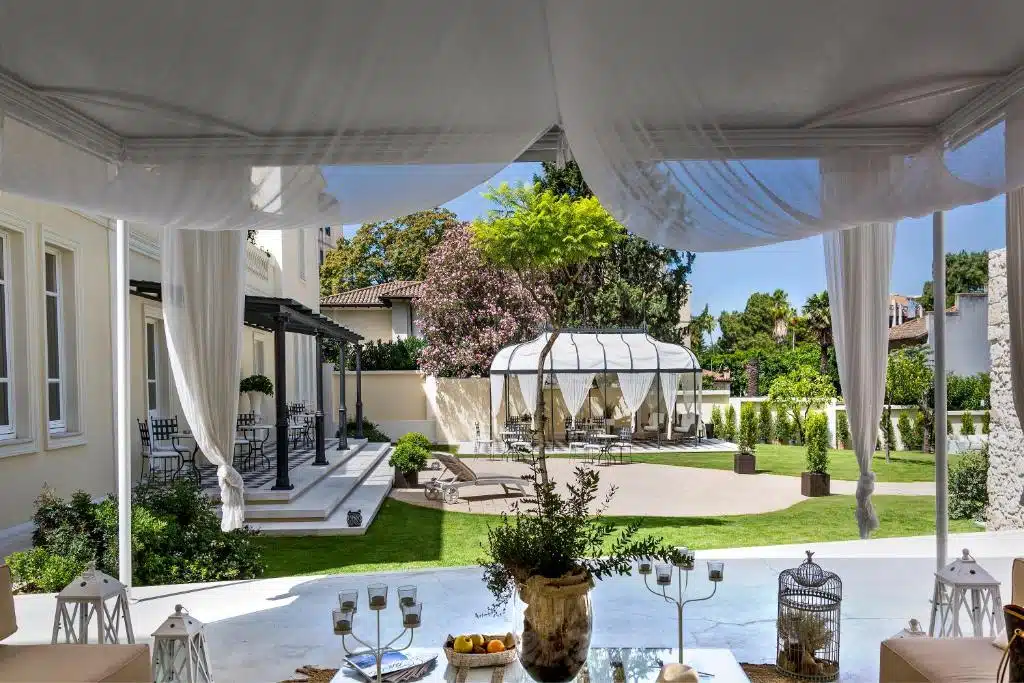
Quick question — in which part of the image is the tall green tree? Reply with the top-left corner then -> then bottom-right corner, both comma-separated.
919,250 -> 988,311
718,290 -> 795,354
687,304 -> 717,355
472,182 -> 622,484
886,346 -> 935,453
320,208 -> 460,296
533,162 -> 695,342
768,366 -> 836,442
803,291 -> 833,376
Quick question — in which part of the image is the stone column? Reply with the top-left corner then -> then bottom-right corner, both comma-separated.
987,248 -> 1024,528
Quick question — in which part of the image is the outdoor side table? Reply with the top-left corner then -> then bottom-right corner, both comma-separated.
51,562 -> 135,645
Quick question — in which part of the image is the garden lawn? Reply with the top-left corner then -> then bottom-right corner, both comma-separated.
256,495 -> 976,578
598,445 -> 957,482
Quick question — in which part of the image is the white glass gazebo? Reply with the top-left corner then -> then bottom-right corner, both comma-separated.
489,329 -> 702,443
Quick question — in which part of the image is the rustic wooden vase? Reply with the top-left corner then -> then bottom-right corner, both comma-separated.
517,571 -> 594,683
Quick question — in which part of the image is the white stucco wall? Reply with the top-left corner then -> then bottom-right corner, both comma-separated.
926,292 -> 990,377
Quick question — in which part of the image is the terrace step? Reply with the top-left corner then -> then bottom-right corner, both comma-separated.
241,439 -> 368,504
244,441 -> 392,524
252,452 -> 394,536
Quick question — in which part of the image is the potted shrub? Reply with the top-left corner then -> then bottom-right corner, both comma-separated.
734,402 -> 758,474
239,374 -> 273,416
801,412 -> 830,497
482,465 -> 679,682
389,433 -> 429,487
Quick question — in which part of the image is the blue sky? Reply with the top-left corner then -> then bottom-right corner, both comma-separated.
340,162 -> 1007,322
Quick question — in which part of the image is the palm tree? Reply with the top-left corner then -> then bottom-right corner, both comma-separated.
769,289 -> 794,344
803,291 -> 832,375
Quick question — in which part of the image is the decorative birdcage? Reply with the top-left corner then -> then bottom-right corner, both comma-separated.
776,551 -> 842,682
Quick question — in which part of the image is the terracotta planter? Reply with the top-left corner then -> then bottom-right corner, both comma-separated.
517,571 -> 594,683
733,452 -> 756,474
801,472 -> 830,497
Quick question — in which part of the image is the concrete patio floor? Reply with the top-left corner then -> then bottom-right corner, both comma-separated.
8,530 -> 1021,683
394,458 -> 935,516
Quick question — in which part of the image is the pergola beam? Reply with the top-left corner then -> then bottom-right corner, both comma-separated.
940,62 -> 1024,148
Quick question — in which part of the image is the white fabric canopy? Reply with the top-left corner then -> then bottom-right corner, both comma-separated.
0,2 -> 1021,246
1005,100 -> 1024,509
557,373 -> 595,426
824,221 -> 896,538
161,228 -> 246,530
491,331 -> 700,375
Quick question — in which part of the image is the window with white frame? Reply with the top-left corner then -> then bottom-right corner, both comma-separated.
298,228 -> 306,281
0,233 -> 13,439
254,338 -> 265,375
44,249 -> 65,432
145,321 -> 159,413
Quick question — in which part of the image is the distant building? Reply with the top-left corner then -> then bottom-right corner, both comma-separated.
888,291 -> 990,376
889,293 -> 921,328
321,280 -> 425,343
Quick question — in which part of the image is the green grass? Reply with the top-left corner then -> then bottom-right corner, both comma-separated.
543,445 -> 955,482
256,496 -> 976,578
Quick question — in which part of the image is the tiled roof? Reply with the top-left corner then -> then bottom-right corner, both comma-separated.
888,316 -> 928,343
321,280 -> 424,307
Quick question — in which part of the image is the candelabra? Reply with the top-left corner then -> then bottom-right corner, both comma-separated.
638,548 -> 724,663
332,584 -> 423,683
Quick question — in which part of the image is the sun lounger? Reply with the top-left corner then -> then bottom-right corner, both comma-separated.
423,451 -> 529,504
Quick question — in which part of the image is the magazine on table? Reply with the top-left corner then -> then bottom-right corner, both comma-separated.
344,649 -> 438,682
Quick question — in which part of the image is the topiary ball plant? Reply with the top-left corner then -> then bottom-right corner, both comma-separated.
240,374 -> 274,396
389,433 -> 430,487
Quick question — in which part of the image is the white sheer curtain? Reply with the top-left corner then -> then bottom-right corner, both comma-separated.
162,228 -> 247,530
1006,99 -> 1024,509
618,372 -> 655,430
516,374 -> 539,417
824,222 -> 895,538
490,374 -> 505,416
659,373 -> 680,437
557,373 -> 595,426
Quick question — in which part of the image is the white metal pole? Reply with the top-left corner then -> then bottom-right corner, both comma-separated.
115,219 -> 131,589
933,211 -> 948,572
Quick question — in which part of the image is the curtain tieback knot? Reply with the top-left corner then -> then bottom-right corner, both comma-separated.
855,472 -> 876,499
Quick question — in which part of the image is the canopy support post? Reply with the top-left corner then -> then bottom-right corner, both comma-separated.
272,313 -> 293,490
313,332 -> 327,466
338,342 -> 347,451
933,210 -> 948,571
355,343 -> 363,438
115,218 -> 131,591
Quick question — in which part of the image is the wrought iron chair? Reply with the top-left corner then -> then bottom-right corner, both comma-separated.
613,426 -> 634,463
237,412 -> 269,470
139,418 -> 191,484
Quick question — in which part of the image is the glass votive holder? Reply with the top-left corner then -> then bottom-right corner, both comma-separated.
638,560 -> 652,575
401,601 -> 422,629
338,589 -> 358,612
398,585 -> 417,608
368,583 -> 388,610
655,564 -> 672,586
708,561 -> 724,582
332,608 -> 354,635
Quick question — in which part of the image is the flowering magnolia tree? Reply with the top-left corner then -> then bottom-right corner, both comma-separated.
417,224 -> 545,378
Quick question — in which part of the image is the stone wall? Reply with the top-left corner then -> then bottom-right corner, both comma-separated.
987,248 -> 1024,529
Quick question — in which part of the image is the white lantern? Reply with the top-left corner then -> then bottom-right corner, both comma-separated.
928,548 -> 1004,637
50,561 -> 134,644
152,604 -> 214,683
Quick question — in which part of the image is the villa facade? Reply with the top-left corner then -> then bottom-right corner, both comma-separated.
321,280 -> 425,343
0,190 -> 328,536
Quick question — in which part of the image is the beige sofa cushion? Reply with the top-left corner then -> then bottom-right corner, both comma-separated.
0,566 -> 15,641
0,644 -> 151,682
880,637 -> 1002,683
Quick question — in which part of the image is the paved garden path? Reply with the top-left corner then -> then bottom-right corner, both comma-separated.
391,457 -> 936,516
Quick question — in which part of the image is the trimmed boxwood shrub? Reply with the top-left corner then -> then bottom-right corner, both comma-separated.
738,403 -> 758,455
949,444 -> 989,520
758,402 -> 774,444
389,433 -> 430,475
776,412 -> 793,445
835,411 -> 850,450
724,404 -> 738,442
804,412 -> 830,474
960,411 -> 976,436
982,410 -> 991,434
239,374 -> 274,395
341,418 -> 390,443
710,405 -> 724,437
896,412 -> 913,451
7,482 -> 264,594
